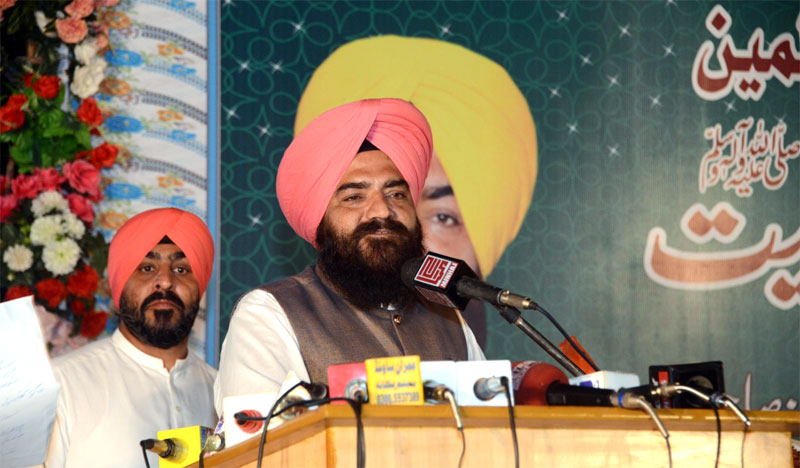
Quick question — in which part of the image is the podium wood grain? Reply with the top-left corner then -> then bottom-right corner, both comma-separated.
191,406 -> 799,468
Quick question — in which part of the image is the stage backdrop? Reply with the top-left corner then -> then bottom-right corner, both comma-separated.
219,0 -> 799,409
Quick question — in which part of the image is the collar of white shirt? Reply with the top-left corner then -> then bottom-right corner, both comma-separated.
111,328 -> 189,373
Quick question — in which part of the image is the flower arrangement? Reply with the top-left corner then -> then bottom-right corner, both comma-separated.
1,0 -> 122,353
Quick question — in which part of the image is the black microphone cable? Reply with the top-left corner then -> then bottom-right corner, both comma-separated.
141,442 -> 151,468
500,376 -> 519,468
236,394 -> 366,468
711,398 -> 722,468
241,381 -> 303,468
273,396 -> 366,468
531,303 -> 600,372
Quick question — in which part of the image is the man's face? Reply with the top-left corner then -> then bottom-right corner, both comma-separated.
322,150 -> 418,252
317,150 -> 423,310
118,243 -> 200,349
417,155 -> 481,275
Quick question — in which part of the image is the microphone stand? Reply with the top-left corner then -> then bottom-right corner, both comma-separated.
494,305 -> 584,377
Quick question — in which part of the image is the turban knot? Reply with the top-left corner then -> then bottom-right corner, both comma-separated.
277,98 -> 433,246
107,208 -> 214,309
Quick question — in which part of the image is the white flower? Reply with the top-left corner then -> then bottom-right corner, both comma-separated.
42,238 -> 81,276
74,38 -> 100,65
30,215 -> 65,246
3,244 -> 34,272
70,57 -> 108,99
34,11 -> 58,38
62,213 -> 86,239
32,190 -> 69,217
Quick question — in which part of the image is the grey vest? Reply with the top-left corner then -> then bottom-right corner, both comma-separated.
258,265 -> 468,385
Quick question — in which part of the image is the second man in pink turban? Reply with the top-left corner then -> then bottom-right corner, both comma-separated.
46,208 -> 217,468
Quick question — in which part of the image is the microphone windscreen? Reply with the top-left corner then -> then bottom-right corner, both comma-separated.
512,361 -> 568,406
401,256 -> 425,288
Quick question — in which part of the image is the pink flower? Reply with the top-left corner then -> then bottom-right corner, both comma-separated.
11,174 -> 40,199
55,17 -> 89,44
67,193 -> 95,223
0,194 -> 18,222
100,0 -> 121,7
34,167 -> 66,191
0,0 -> 17,14
95,32 -> 109,50
65,0 -> 95,18
62,160 -> 100,198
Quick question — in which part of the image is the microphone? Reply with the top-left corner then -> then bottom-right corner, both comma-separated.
276,382 -> 329,420
423,380 -> 454,402
423,380 -> 463,430
512,361 -> 569,406
345,378 -> 369,402
402,252 -> 537,311
473,377 -> 505,401
140,438 -> 186,463
234,409 -> 264,434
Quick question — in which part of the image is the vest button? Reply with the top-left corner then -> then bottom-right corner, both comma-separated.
393,313 -> 402,324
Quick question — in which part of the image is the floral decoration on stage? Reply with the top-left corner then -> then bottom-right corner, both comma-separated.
1,0 -> 122,354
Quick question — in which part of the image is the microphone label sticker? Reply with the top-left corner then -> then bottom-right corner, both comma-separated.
415,255 -> 457,288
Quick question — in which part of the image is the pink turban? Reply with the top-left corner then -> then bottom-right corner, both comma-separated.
107,208 -> 214,309
276,98 -> 433,246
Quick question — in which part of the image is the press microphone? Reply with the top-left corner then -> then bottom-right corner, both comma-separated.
512,361 -> 569,406
234,409 -> 264,434
140,438 -> 186,462
401,252 -> 537,311
276,382 -> 329,420
423,380 -> 454,402
345,378 -> 369,402
423,380 -> 463,430
473,377 -> 505,401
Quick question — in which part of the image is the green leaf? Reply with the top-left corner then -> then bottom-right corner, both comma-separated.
12,128 -> 33,149
86,232 -> 110,275
9,144 -> 34,172
39,108 -> 65,130
0,223 -> 24,245
74,126 -> 92,149
43,124 -> 72,138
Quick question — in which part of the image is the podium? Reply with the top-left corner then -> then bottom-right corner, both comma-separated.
193,405 -> 799,467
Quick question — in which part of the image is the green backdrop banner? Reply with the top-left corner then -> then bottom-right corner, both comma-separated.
220,0 -> 799,409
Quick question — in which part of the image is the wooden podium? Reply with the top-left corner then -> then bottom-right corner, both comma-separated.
193,405 -> 799,467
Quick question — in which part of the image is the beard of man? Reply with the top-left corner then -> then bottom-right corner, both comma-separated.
317,216 -> 424,311
118,289 -> 199,349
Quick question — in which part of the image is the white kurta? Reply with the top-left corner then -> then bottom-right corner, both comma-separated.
45,329 -> 217,468
214,289 -> 485,414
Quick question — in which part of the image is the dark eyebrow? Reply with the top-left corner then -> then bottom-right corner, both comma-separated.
335,181 -> 368,194
335,179 -> 409,193
144,250 -> 186,261
384,179 -> 409,190
423,185 -> 454,200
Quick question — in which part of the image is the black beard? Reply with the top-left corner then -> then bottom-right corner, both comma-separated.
316,217 -> 424,311
118,290 -> 198,349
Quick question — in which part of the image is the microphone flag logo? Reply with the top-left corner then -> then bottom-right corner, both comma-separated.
415,254 -> 458,288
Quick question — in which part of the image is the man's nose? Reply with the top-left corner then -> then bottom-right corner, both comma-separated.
365,193 -> 393,220
153,267 -> 175,290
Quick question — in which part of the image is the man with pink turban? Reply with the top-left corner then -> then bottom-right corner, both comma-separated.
45,208 -> 217,468
215,99 -> 484,409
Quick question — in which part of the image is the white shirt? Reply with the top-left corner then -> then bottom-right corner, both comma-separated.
45,329 -> 217,468
214,289 -> 485,414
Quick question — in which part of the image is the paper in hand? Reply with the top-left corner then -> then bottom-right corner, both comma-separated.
0,296 -> 60,468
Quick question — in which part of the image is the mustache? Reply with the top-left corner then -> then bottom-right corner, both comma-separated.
352,218 -> 412,240
140,290 -> 185,312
